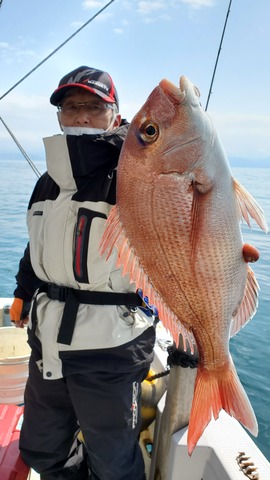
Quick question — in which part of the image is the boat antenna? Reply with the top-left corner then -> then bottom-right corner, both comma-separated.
205,0 -> 233,111
0,0 -> 116,101
0,116 -> 41,178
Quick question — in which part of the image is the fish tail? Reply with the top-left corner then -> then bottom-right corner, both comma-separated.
187,359 -> 258,455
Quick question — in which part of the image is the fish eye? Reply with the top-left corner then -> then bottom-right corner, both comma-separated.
139,121 -> 159,144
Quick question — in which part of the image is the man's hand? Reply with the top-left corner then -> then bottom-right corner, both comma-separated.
10,298 -> 30,328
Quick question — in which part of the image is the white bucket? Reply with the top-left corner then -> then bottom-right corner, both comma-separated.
0,327 -> 30,404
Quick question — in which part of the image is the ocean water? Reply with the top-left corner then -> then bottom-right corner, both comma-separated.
0,159 -> 269,460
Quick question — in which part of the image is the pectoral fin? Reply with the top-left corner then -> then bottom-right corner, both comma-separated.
230,266 -> 259,337
233,177 -> 268,232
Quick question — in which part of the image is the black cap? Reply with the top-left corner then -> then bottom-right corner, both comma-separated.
50,66 -> 119,109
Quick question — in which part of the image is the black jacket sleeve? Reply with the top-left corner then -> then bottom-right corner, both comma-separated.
14,242 -> 44,301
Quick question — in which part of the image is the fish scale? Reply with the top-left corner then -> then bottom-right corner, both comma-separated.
100,74 -> 268,455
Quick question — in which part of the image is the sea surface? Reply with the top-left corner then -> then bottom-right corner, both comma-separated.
0,158 -> 269,460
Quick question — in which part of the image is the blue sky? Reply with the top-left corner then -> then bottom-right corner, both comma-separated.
0,0 -> 269,163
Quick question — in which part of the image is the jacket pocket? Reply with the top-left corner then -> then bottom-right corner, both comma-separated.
73,208 -> 107,283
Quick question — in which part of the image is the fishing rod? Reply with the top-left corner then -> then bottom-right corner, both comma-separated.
0,0 -> 116,101
205,0 -> 233,111
0,0 -> 116,173
0,116 -> 41,178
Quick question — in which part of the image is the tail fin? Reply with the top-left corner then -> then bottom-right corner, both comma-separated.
187,358 -> 258,455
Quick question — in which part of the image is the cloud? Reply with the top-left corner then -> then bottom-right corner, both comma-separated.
211,111 -> 270,159
81,0 -> 114,24
137,1 -> 167,15
113,28 -> 124,34
94,12 -> 113,21
181,0 -> 215,8
0,39 -> 38,64
0,92 -> 59,155
1,92 -> 269,162
135,0 -> 214,22
70,21 -> 84,29
80,0 -> 215,29
0,42 -> 10,49
119,100 -> 270,160
82,0 -> 106,8
136,0 -> 215,15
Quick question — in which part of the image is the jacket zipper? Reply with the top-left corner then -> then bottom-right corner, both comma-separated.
74,214 -> 88,280
73,208 -> 107,283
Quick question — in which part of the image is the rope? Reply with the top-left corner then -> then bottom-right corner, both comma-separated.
147,369 -> 171,382
146,343 -> 199,382
0,0 -> 116,102
167,344 -> 198,369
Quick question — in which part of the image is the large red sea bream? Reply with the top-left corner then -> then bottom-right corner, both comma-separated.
100,75 -> 268,455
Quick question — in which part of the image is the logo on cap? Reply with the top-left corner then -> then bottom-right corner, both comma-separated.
86,79 -> 109,92
67,68 -> 96,85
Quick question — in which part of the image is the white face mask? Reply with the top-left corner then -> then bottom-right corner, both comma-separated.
61,126 -> 106,136
60,112 -> 118,137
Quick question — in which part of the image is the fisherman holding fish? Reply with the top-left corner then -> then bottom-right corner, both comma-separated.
10,66 -> 156,480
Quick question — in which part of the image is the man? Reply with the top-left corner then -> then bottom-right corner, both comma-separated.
10,66 -> 156,480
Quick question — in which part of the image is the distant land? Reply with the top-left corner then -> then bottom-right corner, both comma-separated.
0,152 -> 269,168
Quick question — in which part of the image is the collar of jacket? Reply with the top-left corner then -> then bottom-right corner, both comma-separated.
43,121 -> 129,191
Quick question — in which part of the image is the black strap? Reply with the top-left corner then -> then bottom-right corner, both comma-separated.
37,283 -> 142,345
57,288 -> 80,345
42,283 -> 142,306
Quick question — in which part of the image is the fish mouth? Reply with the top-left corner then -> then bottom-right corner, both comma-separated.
159,76 -> 201,105
180,76 -> 200,98
159,78 -> 186,103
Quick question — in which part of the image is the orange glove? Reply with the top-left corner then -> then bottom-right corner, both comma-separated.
10,298 -> 30,328
242,243 -> 260,263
